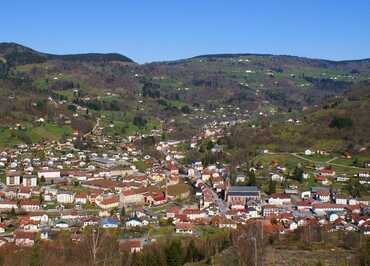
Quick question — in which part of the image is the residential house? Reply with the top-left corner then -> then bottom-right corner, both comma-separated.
175,222 -> 193,234
6,171 -> 21,186
22,175 -> 37,187
312,203 -> 346,213
315,191 -> 331,202
37,170 -> 61,180
262,205 -> 281,217
0,199 -> 18,210
57,191 -> 75,204
75,192 -> 88,205
211,216 -> 237,229
96,196 -> 119,210
335,195 -> 349,205
120,190 -> 145,206
119,240 -> 143,253
125,217 -> 144,227
19,200 -> 40,212
17,186 -> 32,199
271,173 -> 284,182
14,231 -> 35,247
100,218 -> 119,228
268,193 -> 291,205
246,207 -> 259,219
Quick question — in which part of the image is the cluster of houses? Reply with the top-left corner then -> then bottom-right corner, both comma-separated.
0,118 -> 368,252
0,133 -> 194,248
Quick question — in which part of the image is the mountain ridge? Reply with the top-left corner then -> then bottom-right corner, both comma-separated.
0,42 -> 135,65
1,42 -> 370,65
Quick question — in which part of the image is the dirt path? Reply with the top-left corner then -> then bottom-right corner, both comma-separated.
290,153 -> 366,170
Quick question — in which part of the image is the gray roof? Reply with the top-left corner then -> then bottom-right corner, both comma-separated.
311,187 -> 330,193
93,157 -> 116,165
228,186 -> 259,192
227,186 -> 260,196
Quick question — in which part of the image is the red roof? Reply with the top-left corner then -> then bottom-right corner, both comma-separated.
167,207 -> 180,214
100,196 -> 119,205
15,231 -> 35,240
19,186 -> 31,193
320,168 -> 335,174
313,203 -> 347,209
75,192 -> 88,198
0,199 -> 17,205
122,190 -> 135,197
20,200 -> 40,206
183,208 -> 201,215
176,222 -> 193,230
316,191 -> 330,196
296,200 -> 312,206
119,240 -> 142,251
315,175 -> 327,181
270,193 -> 290,199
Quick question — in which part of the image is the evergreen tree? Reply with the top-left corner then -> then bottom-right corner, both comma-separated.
120,206 -> 126,220
293,167 -> 304,183
346,178 -> 363,197
248,170 -> 256,186
166,239 -> 183,266
185,239 -> 200,263
10,207 -> 16,217
39,176 -> 46,186
30,242 -> 41,266
131,251 -> 144,266
268,179 -> 277,195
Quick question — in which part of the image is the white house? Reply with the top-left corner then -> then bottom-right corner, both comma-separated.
75,193 -> 88,205
289,222 -> 298,231
301,191 -> 311,199
55,220 -> 69,229
329,213 -> 339,222
57,191 -> 75,204
246,207 -> 259,219
20,200 -> 40,212
268,194 -> 291,205
37,170 -> 61,180
0,200 -> 18,209
271,174 -> 284,182
6,171 -> 21,186
315,191 -> 330,202
335,195 -> 348,205
15,231 -> 35,247
305,149 -> 314,156
22,175 -> 37,187
125,217 -> 144,227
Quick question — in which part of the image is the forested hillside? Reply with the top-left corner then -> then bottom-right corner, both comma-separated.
0,42 -> 369,148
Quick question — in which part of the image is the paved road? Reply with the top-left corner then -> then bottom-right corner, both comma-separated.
162,146 -> 229,214
84,118 -> 101,138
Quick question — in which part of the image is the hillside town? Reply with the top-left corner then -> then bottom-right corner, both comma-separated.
0,118 -> 368,253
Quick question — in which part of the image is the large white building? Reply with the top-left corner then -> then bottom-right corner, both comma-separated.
37,170 -> 61,180
57,191 -> 75,204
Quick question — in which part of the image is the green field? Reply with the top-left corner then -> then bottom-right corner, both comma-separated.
0,123 -> 72,148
